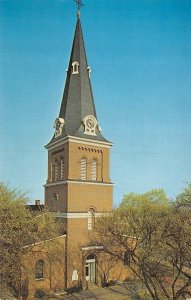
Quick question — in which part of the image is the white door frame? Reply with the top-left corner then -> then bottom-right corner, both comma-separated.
85,258 -> 95,282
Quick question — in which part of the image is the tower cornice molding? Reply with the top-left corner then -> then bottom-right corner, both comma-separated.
44,180 -> 114,188
45,135 -> 113,150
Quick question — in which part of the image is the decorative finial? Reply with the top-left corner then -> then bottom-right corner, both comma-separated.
73,0 -> 84,18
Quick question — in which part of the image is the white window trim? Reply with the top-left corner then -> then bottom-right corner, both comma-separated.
61,157 -> 64,180
88,209 -> 95,230
91,159 -> 97,181
80,158 -> 87,180
55,160 -> 58,181
87,66 -> 91,78
72,61 -> 79,74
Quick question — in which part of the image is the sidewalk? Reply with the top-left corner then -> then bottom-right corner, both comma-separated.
56,284 -> 131,300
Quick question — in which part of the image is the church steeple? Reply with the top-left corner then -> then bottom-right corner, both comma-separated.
60,17 -> 97,134
44,5 -> 113,290
48,15 -> 108,146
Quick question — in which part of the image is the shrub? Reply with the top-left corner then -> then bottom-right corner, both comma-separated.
35,289 -> 46,298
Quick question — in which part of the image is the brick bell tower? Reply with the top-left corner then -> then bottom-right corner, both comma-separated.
44,8 -> 113,288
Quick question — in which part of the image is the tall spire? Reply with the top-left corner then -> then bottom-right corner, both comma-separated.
77,9 -> 80,19
49,15 -> 108,144
74,0 -> 84,18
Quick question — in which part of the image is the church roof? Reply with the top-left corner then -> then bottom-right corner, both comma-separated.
47,15 -> 110,147
26,204 -> 44,212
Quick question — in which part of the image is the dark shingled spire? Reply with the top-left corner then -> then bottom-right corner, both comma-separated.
47,15 -> 109,146
59,17 -> 97,136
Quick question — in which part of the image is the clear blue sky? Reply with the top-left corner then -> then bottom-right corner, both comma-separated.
1,0 -> 191,206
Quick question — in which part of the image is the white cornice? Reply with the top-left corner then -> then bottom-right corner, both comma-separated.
55,212 -> 88,218
44,180 -> 114,187
44,180 -> 67,187
23,234 -> 66,248
53,212 -> 105,219
68,180 -> 114,186
68,136 -> 113,147
81,245 -> 104,251
45,136 -> 68,149
45,135 -> 113,150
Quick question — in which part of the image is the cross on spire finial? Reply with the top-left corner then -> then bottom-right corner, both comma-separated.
73,0 -> 84,18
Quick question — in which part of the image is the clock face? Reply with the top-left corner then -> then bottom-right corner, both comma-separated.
86,118 -> 95,129
54,117 -> 65,137
83,115 -> 97,136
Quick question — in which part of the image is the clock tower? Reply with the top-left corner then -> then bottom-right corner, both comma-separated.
44,12 -> 113,288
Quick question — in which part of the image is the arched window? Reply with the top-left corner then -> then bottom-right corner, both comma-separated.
80,158 -> 87,180
72,61 -> 79,74
50,161 -> 53,182
60,157 -> 64,180
35,260 -> 44,279
54,159 -> 58,181
124,251 -> 130,266
53,193 -> 58,201
88,208 -> 95,231
91,159 -> 97,181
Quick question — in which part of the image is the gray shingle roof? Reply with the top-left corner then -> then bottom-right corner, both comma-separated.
47,16 -> 109,146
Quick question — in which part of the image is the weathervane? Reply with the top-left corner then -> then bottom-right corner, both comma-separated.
74,0 -> 84,17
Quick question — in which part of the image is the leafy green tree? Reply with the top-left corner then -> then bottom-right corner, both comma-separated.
0,183 -> 60,299
121,189 -> 169,208
176,182 -> 191,209
94,187 -> 191,300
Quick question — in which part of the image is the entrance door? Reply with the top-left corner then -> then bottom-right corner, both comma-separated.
85,256 -> 96,283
